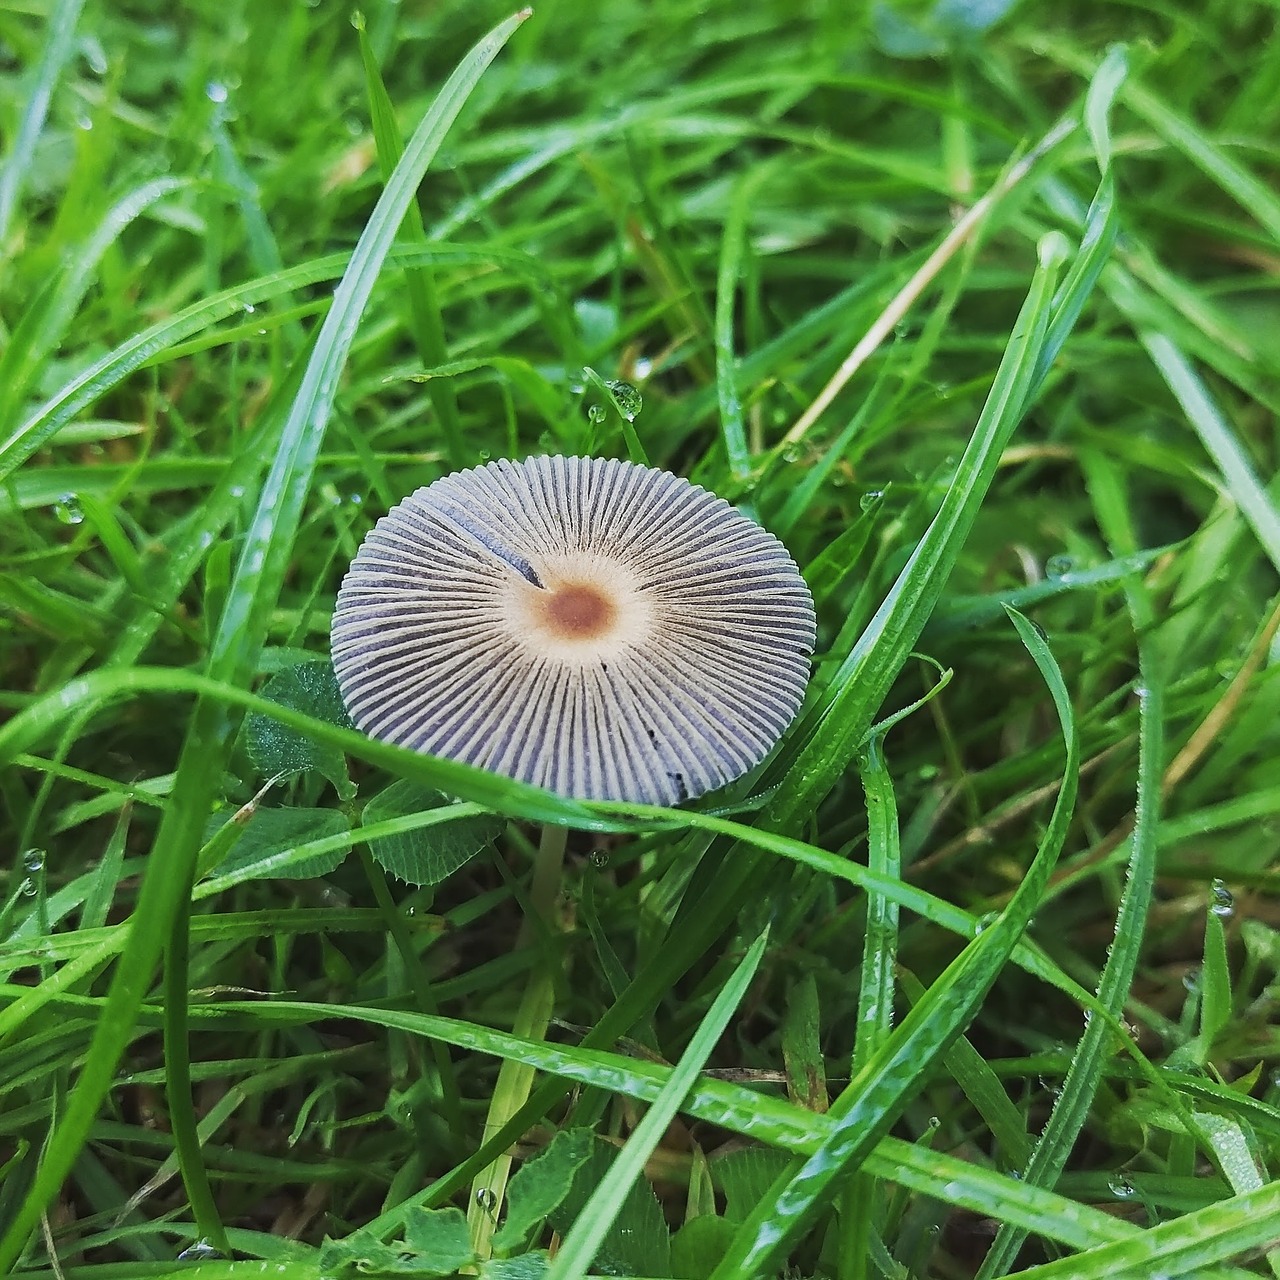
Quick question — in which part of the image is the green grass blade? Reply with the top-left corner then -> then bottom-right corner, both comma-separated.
715,164 -> 772,482
977,454 -> 1166,1274
544,928 -> 769,1280
0,0 -> 85,245
1011,1183 -> 1280,1279
707,607 -> 1081,1279
1137,328 -> 1280,575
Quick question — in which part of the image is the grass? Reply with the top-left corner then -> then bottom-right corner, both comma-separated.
1,1 -> 1279,1277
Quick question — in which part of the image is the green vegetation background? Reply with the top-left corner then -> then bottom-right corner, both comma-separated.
1,1 -> 1278,1277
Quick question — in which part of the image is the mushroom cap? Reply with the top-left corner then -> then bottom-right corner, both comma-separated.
331,455 -> 816,806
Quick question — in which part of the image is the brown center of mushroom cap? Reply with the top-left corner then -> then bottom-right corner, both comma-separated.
542,582 -> 616,639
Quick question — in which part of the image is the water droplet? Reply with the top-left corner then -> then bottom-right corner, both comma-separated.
478,448 -> 492,462
206,82 -> 229,104
1045,553 -> 1075,579
344,116 -> 362,136
926,1115 -> 941,1130
1210,878 -> 1234,919
84,43 -> 108,75
1182,967 -> 1201,993
782,445 -> 800,464
632,356 -> 653,379
346,492 -> 363,506
589,849 -> 608,869
475,1187 -> 497,1215
860,489 -> 884,511
242,303 -> 256,314
587,403 -> 607,424
605,379 -> 642,421
974,910 -> 999,935
1108,1175 -> 1136,1199
229,485 -> 246,499
19,878 -> 37,898
53,494 -> 84,525
177,1239 -> 228,1262
76,113 -> 93,131
22,849 -> 45,873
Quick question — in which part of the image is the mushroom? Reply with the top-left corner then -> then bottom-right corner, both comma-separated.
331,454 -> 816,807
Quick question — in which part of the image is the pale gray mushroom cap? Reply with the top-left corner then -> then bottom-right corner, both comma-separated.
331,455 -> 816,806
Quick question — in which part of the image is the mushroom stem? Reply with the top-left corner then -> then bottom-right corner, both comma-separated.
467,821 -> 569,1258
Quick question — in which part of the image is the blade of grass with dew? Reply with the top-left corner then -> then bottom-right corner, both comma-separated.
840,737 -> 902,1280
190,992 -> 1142,1256
976,452 -> 1167,1275
544,927 -> 769,1280
776,231 -> 1073,811
1011,1181 -> 1280,1280
706,607 -> 1080,1280
0,12 -> 532,1269
715,163 -> 773,483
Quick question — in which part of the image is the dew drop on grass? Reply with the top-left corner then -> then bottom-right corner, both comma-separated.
1045,553 -> 1074,579
243,302 -> 256,314
605,378 -> 642,421
1210,877 -> 1234,919
782,445 -> 800,463
22,849 -> 45,872
974,910 -> 999,935
53,494 -> 84,525
589,848 -> 608,868
587,403 -> 607,424
1108,1175 -> 1136,1199
1182,967 -> 1201,993
206,82 -> 229,103
19,878 -> 37,897
860,489 -> 884,511
177,1239 -> 228,1262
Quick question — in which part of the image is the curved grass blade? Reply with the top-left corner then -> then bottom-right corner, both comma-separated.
843,737 -> 903,1277
1010,1182 -> 1280,1279
976,448 -> 1168,1277
706,608 -> 1080,1279
186,996 -> 1134,1256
